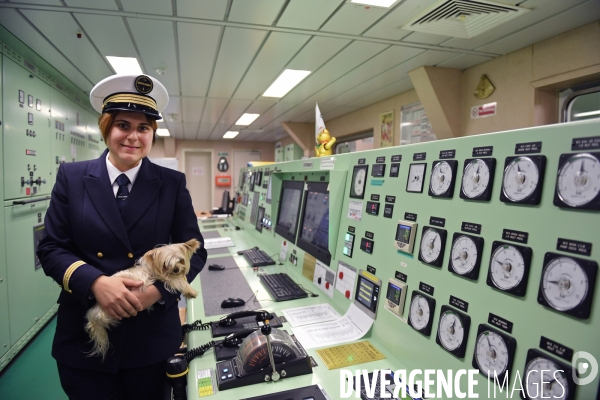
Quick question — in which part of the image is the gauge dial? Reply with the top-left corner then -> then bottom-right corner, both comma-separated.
436,306 -> 470,357
538,252 -> 598,319
487,242 -> 532,297
525,357 -> 570,400
449,234 -> 483,280
406,163 -> 427,193
350,165 -> 368,199
501,156 -> 546,204
429,160 -> 458,197
473,325 -> 516,380
408,292 -> 435,336
555,152 -> 600,209
461,158 -> 496,201
418,227 -> 447,267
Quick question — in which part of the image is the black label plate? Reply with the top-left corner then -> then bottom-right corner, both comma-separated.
419,282 -> 434,296
348,226 -> 356,233
488,313 -> 513,334
430,217 -> 446,227
413,152 -> 426,161
449,296 -> 469,312
572,136 -> 600,151
367,265 -> 376,275
473,146 -> 493,157
365,231 -> 374,239
376,156 -> 386,163
461,222 -> 482,235
404,212 -> 417,222
383,204 -> 394,219
439,150 -> 456,159
385,195 -> 396,203
358,158 -> 366,164
557,238 -> 592,256
371,194 -> 380,201
515,141 -> 542,154
395,271 -> 407,282
391,155 -> 402,162
539,336 -> 574,362
502,229 -> 529,244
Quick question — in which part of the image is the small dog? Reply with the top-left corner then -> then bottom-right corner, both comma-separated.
85,239 -> 201,359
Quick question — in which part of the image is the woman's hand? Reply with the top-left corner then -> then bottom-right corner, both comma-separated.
130,285 -> 163,310
90,276 -> 144,320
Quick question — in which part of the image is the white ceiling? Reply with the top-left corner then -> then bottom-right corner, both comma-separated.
0,0 -> 598,141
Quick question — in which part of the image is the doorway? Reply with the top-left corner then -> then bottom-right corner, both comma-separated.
183,150 -> 213,214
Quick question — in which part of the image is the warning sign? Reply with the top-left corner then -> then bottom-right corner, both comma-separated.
471,102 -> 497,119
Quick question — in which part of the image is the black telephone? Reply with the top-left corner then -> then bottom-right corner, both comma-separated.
222,329 -> 255,348
218,310 -> 273,327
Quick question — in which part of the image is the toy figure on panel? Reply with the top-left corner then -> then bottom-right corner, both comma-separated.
37,73 -> 207,400
315,103 -> 336,157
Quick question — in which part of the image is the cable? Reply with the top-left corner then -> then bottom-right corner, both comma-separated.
185,341 -> 216,363
297,284 -> 319,297
181,319 -> 211,342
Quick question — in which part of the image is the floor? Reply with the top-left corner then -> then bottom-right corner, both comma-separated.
0,316 -> 67,400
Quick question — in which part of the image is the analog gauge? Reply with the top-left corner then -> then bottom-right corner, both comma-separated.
554,152 -> 600,210
406,163 -> 427,193
538,253 -> 597,319
487,241 -> 532,297
472,325 -> 516,381
523,349 -> 575,400
449,233 -> 484,280
350,165 -> 368,199
436,306 -> 471,358
429,160 -> 458,198
408,291 -> 436,337
418,227 -> 447,268
500,156 -> 547,204
460,158 -> 496,201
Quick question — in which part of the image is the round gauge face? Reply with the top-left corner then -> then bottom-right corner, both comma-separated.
430,161 -> 453,195
475,330 -> 509,378
438,311 -> 464,351
525,357 -> 569,400
490,245 -> 525,290
451,235 -> 478,275
502,157 -> 540,202
420,229 -> 442,264
557,153 -> 600,207
354,168 -> 366,197
462,159 -> 491,198
409,295 -> 430,331
407,164 -> 426,192
542,257 -> 588,311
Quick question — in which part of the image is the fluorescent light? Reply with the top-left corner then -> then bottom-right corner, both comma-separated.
350,0 -> 397,8
235,113 -> 260,125
263,69 -> 311,98
156,128 -> 170,137
223,131 -> 239,139
573,110 -> 600,118
106,56 -> 143,75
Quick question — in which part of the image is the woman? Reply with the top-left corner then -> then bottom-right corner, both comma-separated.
37,74 -> 207,399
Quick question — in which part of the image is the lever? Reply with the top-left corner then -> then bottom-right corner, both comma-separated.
260,322 -> 280,382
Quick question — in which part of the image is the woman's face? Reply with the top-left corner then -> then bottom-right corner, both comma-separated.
106,112 -> 154,171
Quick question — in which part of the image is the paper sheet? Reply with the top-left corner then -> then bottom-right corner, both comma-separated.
292,303 -> 374,349
347,200 -> 363,221
313,260 -> 335,298
281,303 -> 342,327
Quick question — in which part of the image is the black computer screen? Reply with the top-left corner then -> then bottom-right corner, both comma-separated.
256,206 -> 265,233
266,174 -> 273,204
296,181 -> 330,265
355,275 -> 379,314
274,180 -> 304,243
221,190 -> 230,212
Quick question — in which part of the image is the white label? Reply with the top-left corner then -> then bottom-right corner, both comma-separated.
471,102 -> 497,119
192,167 -> 204,175
400,261 -> 408,268
347,200 -> 363,221
302,161 -> 314,169
320,156 -> 335,170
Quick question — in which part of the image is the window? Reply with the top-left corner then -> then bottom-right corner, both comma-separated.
334,131 -> 374,154
561,83 -> 600,123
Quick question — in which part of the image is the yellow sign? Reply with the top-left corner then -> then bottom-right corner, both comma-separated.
316,341 -> 386,370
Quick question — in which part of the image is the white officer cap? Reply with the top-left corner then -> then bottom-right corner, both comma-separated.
89,74 -> 168,120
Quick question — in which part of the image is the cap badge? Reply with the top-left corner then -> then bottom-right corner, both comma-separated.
134,75 -> 153,94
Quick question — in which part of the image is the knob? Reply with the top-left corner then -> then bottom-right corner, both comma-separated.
345,290 -> 351,299
339,272 -> 344,279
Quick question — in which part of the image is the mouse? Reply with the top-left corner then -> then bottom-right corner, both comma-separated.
208,264 -> 225,271
221,298 -> 245,308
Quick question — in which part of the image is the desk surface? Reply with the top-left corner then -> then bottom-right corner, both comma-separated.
186,218 -> 406,400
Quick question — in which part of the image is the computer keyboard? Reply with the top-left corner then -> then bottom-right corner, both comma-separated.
204,237 -> 235,249
259,273 -> 308,301
242,249 -> 276,267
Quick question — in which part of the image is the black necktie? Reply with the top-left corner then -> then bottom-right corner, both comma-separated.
116,174 -> 130,211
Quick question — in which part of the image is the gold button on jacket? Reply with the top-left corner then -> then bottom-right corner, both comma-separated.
128,252 -> 133,259
97,252 -> 103,258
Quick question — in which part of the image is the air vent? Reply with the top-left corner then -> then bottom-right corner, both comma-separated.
403,0 -> 529,39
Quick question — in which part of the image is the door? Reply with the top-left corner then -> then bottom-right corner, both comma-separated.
232,150 -> 262,190
184,151 -> 212,214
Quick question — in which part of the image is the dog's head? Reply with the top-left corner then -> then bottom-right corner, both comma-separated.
142,239 -> 200,282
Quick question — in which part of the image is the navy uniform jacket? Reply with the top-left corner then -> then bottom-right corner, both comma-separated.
37,150 -> 207,373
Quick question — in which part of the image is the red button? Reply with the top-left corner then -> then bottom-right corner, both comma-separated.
325,282 -> 330,289
345,290 -> 350,299
339,272 -> 344,279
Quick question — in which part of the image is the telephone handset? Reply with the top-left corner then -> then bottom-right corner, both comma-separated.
218,310 -> 273,327
223,329 -> 255,348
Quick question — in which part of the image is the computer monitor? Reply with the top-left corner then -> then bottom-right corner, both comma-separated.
239,172 -> 246,191
255,171 -> 263,187
256,206 -> 265,233
274,180 -> 304,243
266,174 -> 273,204
221,190 -> 231,213
353,270 -> 381,320
296,181 -> 331,265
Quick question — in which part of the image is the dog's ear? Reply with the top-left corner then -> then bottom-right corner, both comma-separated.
183,239 -> 201,253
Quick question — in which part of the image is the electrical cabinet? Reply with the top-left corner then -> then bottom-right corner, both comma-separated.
284,143 -> 303,161
0,54 -> 10,359
274,146 -> 284,163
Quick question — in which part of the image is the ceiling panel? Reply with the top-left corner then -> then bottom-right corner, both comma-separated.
362,0 -> 437,40
0,9 -> 93,89
65,0 -> 118,10
209,124 -> 235,140
285,36 -> 351,71
228,0 -> 287,26
260,102 -> 314,129
320,3 -> 388,35
121,0 -> 172,16
21,10 -> 112,84
476,0 -> 600,54
402,31 -> 449,45
277,0 -> 342,30
181,97 -> 206,124
234,32 -> 311,100
245,99 -> 278,116
437,53 -> 494,70
182,123 -> 198,140
163,122 -> 183,138
441,0 -> 586,51
348,78 -> 414,109
177,22 -> 221,97
176,0 -> 227,20
216,99 -> 253,126
74,14 -> 137,59
201,98 -> 230,126
251,100 -> 300,127
207,27 -> 268,98
12,0 -> 61,5
197,123 -> 217,140
127,18 -> 180,93
162,96 -> 182,137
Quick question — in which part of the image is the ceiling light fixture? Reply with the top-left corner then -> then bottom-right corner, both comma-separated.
223,131 -> 239,139
106,56 -> 143,75
235,113 -> 260,125
156,128 -> 170,137
349,0 -> 397,8
263,69 -> 311,98
573,110 -> 600,118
